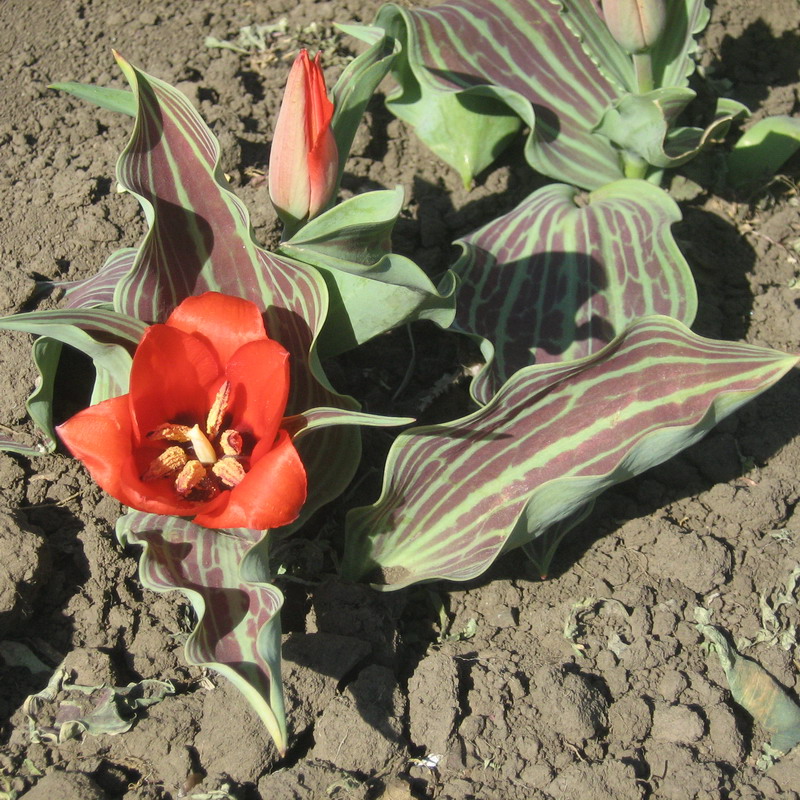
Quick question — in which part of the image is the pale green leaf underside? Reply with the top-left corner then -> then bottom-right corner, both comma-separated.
0,308 -> 144,454
280,188 -> 457,356
727,116 -> 800,188
50,81 -> 137,116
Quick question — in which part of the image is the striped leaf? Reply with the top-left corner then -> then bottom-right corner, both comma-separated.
376,0 -> 623,188
116,513 -> 288,754
342,317 -> 798,589
278,188 -> 457,357
452,180 -> 696,403
110,55 -> 362,520
376,0 -> 713,188
596,90 -> 748,170
0,307 -> 145,384
0,307 -> 146,453
330,25 -> 398,194
0,338 -> 61,456
40,248 -> 137,309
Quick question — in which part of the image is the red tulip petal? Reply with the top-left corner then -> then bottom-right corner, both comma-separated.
225,339 -> 290,445
192,430 -> 307,530
165,292 -> 270,367
306,52 -> 337,219
57,396 -> 227,518
269,52 -> 313,221
307,125 -> 338,220
129,323 -> 221,439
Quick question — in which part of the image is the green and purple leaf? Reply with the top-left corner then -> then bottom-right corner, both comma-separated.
116,513 -> 288,754
41,248 -> 137,310
0,307 -> 145,390
111,54 -> 363,520
279,188 -> 456,356
0,307 -> 146,453
375,0 -> 715,188
376,0 -> 621,188
342,317 -> 798,589
452,180 -> 696,403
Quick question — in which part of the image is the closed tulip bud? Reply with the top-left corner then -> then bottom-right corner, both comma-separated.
269,50 -> 338,228
602,0 -> 667,54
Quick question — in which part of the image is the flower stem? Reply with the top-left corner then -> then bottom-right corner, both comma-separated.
622,151 -> 649,180
633,52 -> 655,94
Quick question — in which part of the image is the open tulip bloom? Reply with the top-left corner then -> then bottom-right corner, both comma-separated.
1,2 -> 799,758
57,293 -> 307,530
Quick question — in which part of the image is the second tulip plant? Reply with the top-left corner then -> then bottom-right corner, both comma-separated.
1,1 -> 798,756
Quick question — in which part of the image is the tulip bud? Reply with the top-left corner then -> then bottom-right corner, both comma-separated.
269,50 -> 338,228
601,0 -> 667,54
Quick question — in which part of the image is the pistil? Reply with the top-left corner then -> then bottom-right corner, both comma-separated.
188,424 -> 218,465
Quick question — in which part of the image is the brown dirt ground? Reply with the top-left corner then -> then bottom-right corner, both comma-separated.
1,0 -> 799,798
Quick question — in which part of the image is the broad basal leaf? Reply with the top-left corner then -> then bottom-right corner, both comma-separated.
375,0 -> 623,189
452,180 -> 695,403
375,0 -> 719,188
0,308 -> 144,392
595,90 -> 747,171
727,115 -> 800,188
40,248 -> 137,310
111,55 -> 363,520
0,307 -> 146,454
342,317 -> 798,589
117,512 -> 289,755
279,188 -> 456,356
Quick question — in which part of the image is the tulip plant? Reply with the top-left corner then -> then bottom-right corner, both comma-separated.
339,0 -> 800,586
0,3 -> 797,757
0,33 -> 449,753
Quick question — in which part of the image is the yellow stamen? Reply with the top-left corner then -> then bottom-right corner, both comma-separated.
175,460 -> 207,496
206,381 -> 232,439
219,429 -> 243,456
142,446 -> 188,481
212,457 -> 246,487
188,424 -> 217,465
147,423 -> 192,442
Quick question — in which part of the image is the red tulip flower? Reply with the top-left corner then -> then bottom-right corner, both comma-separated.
57,292 -> 307,530
269,50 -> 338,228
